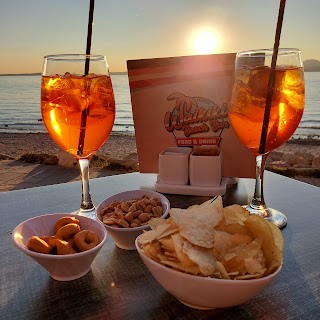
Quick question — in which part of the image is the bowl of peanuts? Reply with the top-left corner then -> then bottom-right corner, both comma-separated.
96,190 -> 170,250
12,213 -> 107,281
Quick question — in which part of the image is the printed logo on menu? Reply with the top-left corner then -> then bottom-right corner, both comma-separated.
164,92 -> 230,146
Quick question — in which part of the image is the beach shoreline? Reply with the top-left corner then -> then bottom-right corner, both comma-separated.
1,132 -> 319,159
0,132 -> 319,190
0,132 -> 138,161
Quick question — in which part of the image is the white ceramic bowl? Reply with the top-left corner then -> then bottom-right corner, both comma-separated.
135,236 -> 282,310
12,213 -> 107,281
96,190 -> 170,250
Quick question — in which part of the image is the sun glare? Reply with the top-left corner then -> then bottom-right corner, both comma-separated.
193,30 -> 219,55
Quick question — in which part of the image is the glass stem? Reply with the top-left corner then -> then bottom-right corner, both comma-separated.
248,153 -> 270,218
79,158 -> 94,211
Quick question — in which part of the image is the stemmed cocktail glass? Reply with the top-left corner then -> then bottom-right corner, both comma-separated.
229,48 -> 305,228
41,54 -> 115,219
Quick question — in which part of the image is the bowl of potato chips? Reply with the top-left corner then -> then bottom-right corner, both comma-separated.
135,196 -> 283,310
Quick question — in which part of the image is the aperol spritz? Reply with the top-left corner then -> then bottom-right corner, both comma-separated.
229,49 -> 305,228
41,54 -> 115,218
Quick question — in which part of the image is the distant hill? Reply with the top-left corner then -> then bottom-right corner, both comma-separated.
0,73 -> 41,76
303,59 -> 320,72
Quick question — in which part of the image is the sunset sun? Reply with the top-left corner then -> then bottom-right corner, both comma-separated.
192,30 -> 219,55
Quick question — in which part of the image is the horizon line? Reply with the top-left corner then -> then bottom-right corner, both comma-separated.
2,58 -> 320,76
0,71 -> 128,76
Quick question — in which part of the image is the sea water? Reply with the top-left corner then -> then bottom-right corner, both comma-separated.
0,73 -> 319,139
0,74 -> 134,135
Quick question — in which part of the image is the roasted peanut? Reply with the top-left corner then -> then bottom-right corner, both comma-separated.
131,218 -> 142,226
109,201 -> 118,209
144,205 -> 153,213
103,219 -> 116,226
139,200 -> 147,209
116,219 -> 130,228
125,200 -> 134,207
142,198 -> 151,206
120,202 -> 130,213
132,209 -> 143,218
101,207 -> 111,215
124,212 -> 134,222
135,202 -> 143,210
151,207 -> 159,216
138,212 -> 151,223
112,224 -> 121,228
150,199 -> 158,207
114,207 -> 124,219
130,223 -> 140,228
156,204 -> 163,216
100,195 -> 164,228
155,205 -> 163,216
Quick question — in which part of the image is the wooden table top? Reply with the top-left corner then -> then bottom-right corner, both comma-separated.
0,172 -> 319,320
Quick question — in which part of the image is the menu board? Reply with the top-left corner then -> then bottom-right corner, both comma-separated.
127,53 -> 255,178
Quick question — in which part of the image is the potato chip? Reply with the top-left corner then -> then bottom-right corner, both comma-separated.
216,220 -> 252,235
159,237 -> 175,252
212,230 -> 253,260
200,196 -> 223,209
159,226 -> 179,239
180,239 -> 217,276
215,261 -> 231,279
149,217 -> 166,230
244,257 -> 265,276
171,234 -> 198,268
170,197 -> 223,248
163,251 -> 179,261
141,242 -> 162,262
161,260 -> 200,275
268,219 -> 284,252
186,196 -> 221,211
234,273 -> 262,280
138,197 -> 283,281
222,204 -> 250,225
223,256 -> 247,275
139,219 -> 178,245
244,215 -> 282,276
232,232 -> 253,246
213,231 -> 236,259
221,238 -> 266,275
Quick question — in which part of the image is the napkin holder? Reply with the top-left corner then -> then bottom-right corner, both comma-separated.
155,146 -> 235,196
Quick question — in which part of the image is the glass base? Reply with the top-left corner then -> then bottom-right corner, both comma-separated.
245,205 -> 287,229
77,207 -> 97,220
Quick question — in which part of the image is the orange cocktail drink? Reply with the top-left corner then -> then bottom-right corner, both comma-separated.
41,73 -> 115,159
228,48 -> 305,228
229,66 -> 304,156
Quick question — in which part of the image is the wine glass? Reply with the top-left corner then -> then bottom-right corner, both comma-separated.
229,48 -> 305,228
41,54 -> 115,219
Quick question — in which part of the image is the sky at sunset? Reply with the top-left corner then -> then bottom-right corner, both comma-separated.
1,0 -> 320,74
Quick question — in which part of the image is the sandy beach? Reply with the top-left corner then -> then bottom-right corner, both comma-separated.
0,132 -> 138,162
0,132 -> 319,190
1,132 -> 319,160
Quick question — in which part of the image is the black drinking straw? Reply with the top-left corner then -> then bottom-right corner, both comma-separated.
77,0 -> 95,156
259,0 -> 286,155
